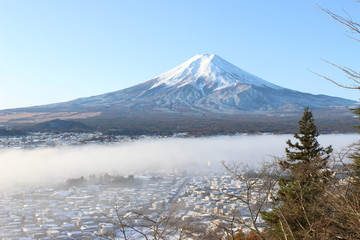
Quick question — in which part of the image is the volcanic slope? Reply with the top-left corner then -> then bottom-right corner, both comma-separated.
33,54 -> 354,112
0,54 -> 356,129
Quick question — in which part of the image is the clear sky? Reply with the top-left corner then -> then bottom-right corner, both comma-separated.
0,0 -> 359,110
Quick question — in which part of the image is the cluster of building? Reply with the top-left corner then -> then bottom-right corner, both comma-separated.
0,168 -> 268,239
174,170 -> 268,234
0,133 -> 268,239
0,172 -> 186,239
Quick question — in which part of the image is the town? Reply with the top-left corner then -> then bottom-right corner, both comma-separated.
0,133 -> 267,239
0,168 -> 267,239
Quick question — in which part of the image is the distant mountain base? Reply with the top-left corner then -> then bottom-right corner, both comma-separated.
28,119 -> 91,132
0,106 -> 356,136
43,109 -> 358,136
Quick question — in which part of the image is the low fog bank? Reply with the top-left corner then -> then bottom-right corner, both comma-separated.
0,134 -> 358,190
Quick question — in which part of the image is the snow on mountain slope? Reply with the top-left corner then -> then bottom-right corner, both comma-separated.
150,54 -> 282,92
21,54 -> 356,114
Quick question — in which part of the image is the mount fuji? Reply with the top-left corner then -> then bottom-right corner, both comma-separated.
0,54 -> 356,132
43,53 -> 353,112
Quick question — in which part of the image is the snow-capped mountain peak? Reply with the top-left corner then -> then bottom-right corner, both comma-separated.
25,53 -> 354,117
150,54 -> 282,91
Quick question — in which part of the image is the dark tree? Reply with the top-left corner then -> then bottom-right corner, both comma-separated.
262,107 -> 333,240
284,106 -> 333,166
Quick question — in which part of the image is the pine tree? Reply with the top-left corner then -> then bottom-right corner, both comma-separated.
284,107 -> 332,165
262,107 -> 333,240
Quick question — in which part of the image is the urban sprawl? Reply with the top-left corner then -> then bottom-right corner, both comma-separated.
0,133 -> 266,239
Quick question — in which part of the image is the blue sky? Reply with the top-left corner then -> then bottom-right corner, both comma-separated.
0,0 -> 359,110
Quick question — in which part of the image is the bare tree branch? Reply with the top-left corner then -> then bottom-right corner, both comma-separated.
310,69 -> 360,90
312,4 -> 360,91
317,5 -> 360,37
